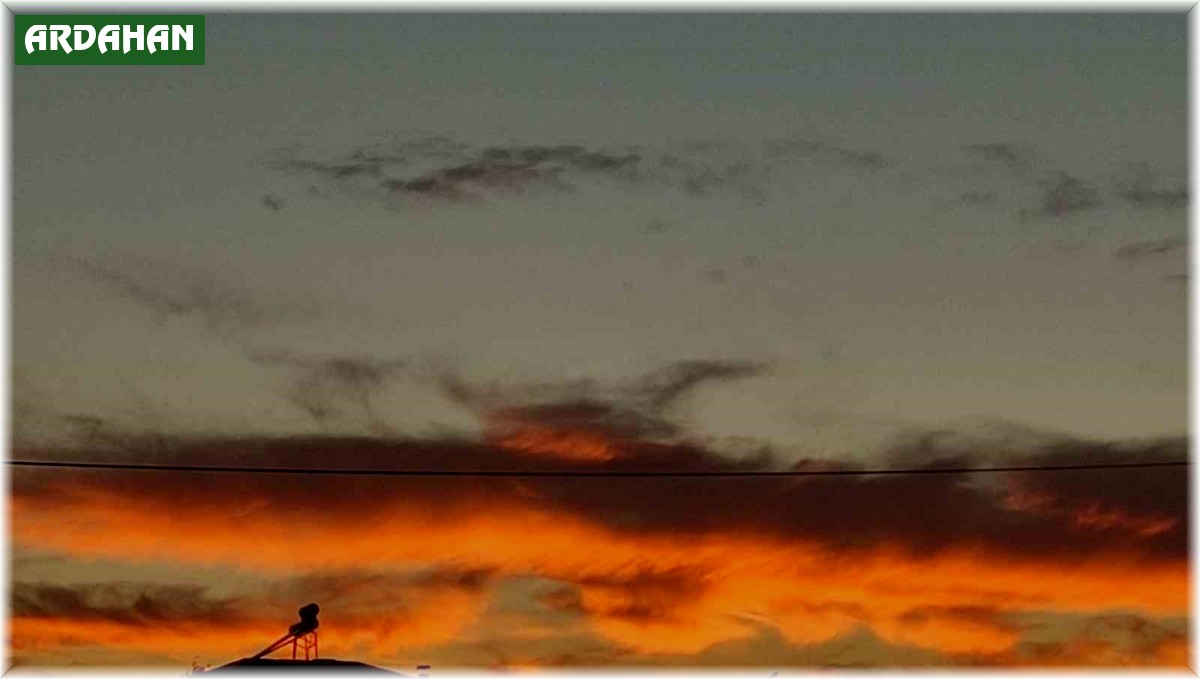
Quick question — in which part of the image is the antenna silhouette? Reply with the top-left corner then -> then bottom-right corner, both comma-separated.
252,604 -> 320,661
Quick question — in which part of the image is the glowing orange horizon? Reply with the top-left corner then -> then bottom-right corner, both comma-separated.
10,466 -> 1188,667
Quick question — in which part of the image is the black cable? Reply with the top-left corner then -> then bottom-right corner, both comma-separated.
5,459 -> 1189,477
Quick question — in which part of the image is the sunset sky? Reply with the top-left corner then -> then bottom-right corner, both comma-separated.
11,13 -> 1189,669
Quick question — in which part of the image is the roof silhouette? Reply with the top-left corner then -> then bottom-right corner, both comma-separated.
201,604 -> 405,674
208,658 -> 401,673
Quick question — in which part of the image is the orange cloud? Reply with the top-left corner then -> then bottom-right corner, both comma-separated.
491,424 -> 621,462
11,466 -> 1188,664
1004,488 -> 1179,538
1070,502 -> 1178,537
10,424 -> 1186,666
11,571 -> 492,667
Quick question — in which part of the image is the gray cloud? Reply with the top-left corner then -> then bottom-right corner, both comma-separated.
961,612 -> 1186,666
950,144 -> 1189,225
1113,163 -> 1187,210
68,257 -> 310,336
273,157 -> 390,181
380,155 -> 570,201
643,217 -> 673,234
59,414 -> 149,453
764,138 -> 890,169
71,257 -> 196,319
248,352 -> 406,432
1024,171 -> 1102,218
438,359 -> 768,445
268,137 -> 469,183
386,143 -> 642,199
269,135 -> 892,207
1112,236 -> 1186,262
275,139 -> 642,204
635,360 -> 766,414
962,143 -> 1036,173
12,582 -> 247,629
641,153 -> 774,201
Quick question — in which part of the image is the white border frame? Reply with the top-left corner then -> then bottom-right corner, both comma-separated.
0,3 -> 1193,678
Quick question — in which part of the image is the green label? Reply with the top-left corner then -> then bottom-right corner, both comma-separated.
16,15 -> 204,65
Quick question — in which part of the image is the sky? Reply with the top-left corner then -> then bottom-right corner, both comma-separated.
9,13 -> 1189,670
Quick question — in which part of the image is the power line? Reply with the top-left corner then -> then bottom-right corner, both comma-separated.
5,459 -> 1189,477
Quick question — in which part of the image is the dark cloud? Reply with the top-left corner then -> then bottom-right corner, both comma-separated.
54,413 -> 177,457
634,360 -> 766,414
1112,236 -> 1186,262
71,257 -> 196,319
489,399 -> 673,444
277,157 -> 390,181
1025,172 -> 1102,218
657,158 -> 770,201
268,137 -> 469,183
1112,163 -> 1187,210
827,147 -> 888,169
12,425 -> 1187,563
652,137 -> 889,201
11,421 -> 1186,666
13,363 -> 1181,568
1002,437 -> 1186,551
263,567 -> 495,607
480,144 -> 641,174
68,258 -> 308,335
951,144 -> 1182,223
385,143 -> 640,200
381,157 -> 568,201
962,143 -> 1035,172
562,434 -> 1182,560
248,352 -> 406,431
274,139 -> 643,205
17,360 -> 1180,567
764,138 -> 890,169
60,414 -> 120,445
12,582 -> 247,629
644,218 -> 673,234
270,135 -> 894,208
439,359 -> 768,447
9,363 -> 1185,670
686,166 -> 748,197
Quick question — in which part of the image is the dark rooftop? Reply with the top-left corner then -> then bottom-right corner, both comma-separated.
207,658 -> 402,673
